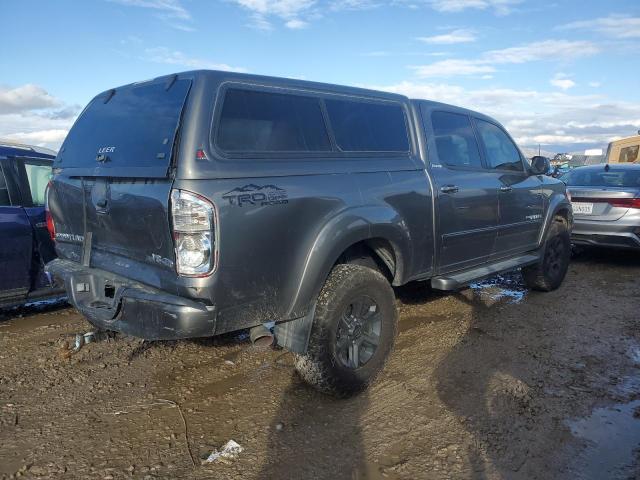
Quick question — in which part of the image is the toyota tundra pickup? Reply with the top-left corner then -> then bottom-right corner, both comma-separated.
46,71 -> 572,396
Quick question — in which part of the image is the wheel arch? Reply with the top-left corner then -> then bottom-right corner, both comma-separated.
285,206 -> 411,319
538,193 -> 573,246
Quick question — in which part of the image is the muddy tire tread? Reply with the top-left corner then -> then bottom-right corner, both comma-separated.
294,264 -> 397,397
522,217 -> 571,292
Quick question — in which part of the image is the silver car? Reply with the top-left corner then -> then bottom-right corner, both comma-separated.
562,164 -> 640,249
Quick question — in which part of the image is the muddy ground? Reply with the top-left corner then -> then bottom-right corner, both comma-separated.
1,248 -> 639,480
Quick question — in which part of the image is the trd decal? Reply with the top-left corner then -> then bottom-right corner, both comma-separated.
222,184 -> 289,207
148,253 -> 174,268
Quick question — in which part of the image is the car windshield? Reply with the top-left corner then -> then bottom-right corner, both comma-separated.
561,168 -> 640,188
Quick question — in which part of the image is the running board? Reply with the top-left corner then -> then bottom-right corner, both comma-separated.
430,253 -> 540,291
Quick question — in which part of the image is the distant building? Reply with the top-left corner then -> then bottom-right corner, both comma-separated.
606,134 -> 640,164
584,148 -> 603,156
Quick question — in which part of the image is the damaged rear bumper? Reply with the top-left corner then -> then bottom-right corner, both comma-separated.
45,259 -> 216,340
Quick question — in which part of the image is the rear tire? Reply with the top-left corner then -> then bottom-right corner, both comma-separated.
522,218 -> 571,291
294,264 -> 397,397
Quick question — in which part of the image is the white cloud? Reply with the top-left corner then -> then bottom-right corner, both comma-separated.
230,0 -> 316,30
108,0 -> 194,30
0,84 -> 80,150
0,84 -> 60,114
285,18 -> 309,28
417,28 -> 477,44
411,39 -> 600,78
561,14 -> 640,39
3,129 -> 69,146
482,40 -> 599,64
228,0 -> 520,29
427,0 -> 522,15
366,80 -> 640,152
143,47 -> 248,72
550,73 -> 575,91
412,59 -> 495,77
588,81 -> 601,88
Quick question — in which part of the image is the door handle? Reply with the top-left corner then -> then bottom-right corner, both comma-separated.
440,185 -> 459,194
499,186 -> 513,193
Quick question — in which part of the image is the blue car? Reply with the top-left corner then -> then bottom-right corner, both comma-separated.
0,141 -> 63,308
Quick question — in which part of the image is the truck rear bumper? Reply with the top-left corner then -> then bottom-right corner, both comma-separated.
45,259 -> 216,340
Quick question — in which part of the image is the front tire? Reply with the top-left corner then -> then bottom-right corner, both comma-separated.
522,218 -> 571,291
294,264 -> 398,397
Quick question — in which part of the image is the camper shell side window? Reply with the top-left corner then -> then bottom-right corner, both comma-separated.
212,83 -> 411,158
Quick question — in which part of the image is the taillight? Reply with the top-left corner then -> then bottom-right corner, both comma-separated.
45,181 -> 55,241
170,189 -> 216,277
572,197 -> 640,209
609,198 -> 640,209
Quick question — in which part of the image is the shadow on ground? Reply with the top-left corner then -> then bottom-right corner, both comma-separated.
259,373 -> 370,480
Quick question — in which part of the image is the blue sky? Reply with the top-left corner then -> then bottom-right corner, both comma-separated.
1,0 -> 639,155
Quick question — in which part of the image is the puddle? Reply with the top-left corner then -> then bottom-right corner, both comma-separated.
567,399 -> 640,479
354,444 -> 406,479
470,273 -> 527,304
201,373 -> 248,397
0,306 -> 76,334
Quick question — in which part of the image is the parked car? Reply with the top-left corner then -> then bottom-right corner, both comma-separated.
46,71 -> 572,396
562,163 -> 640,250
0,141 -> 63,308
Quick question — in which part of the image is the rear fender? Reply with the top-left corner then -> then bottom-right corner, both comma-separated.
278,205 -> 411,353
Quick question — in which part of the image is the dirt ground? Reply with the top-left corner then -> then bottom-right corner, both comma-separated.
1,248 -> 639,480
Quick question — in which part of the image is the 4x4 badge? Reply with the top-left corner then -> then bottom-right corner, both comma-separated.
222,184 -> 289,207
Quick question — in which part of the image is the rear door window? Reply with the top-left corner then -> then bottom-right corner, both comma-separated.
23,161 -> 52,206
216,88 -> 331,152
324,99 -> 409,152
0,166 -> 10,206
475,119 -> 524,172
431,111 -> 482,168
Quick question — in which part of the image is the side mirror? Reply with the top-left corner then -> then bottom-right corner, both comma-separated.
530,156 -> 550,175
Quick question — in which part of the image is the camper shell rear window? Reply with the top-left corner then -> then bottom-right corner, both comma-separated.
214,86 -> 410,155
56,78 -> 191,177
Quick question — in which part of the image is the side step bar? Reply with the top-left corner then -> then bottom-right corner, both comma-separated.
430,253 -> 540,291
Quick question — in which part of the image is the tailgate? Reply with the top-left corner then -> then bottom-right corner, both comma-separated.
50,177 -> 176,287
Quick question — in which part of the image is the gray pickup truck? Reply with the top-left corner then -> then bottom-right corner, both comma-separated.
46,71 -> 572,396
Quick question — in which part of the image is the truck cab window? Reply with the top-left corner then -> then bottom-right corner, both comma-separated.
431,111 -> 482,168
475,119 -> 524,172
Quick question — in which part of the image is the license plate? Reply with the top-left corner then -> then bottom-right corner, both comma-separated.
572,202 -> 594,215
